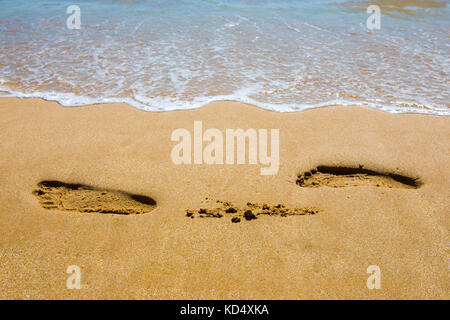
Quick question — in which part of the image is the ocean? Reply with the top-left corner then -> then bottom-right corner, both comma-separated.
0,0 -> 448,114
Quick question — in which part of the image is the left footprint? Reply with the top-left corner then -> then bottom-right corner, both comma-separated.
33,180 -> 156,215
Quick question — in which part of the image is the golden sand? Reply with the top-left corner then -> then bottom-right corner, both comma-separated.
0,97 -> 448,299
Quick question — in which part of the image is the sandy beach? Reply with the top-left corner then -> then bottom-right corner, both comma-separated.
0,97 -> 448,299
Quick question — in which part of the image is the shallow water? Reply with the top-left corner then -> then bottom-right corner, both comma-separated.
0,0 -> 448,114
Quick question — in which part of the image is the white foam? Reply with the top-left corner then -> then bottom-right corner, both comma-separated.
1,85 -> 448,116
0,0 -> 448,116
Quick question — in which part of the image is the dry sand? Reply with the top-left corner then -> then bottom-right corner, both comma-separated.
0,97 -> 448,299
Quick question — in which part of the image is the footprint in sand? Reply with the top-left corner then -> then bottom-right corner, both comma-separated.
33,181 -> 156,215
296,165 -> 421,189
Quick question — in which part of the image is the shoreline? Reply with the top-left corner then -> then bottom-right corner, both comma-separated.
0,97 -> 448,299
0,96 -> 447,116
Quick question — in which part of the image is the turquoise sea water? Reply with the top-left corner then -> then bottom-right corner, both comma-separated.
0,0 -> 448,114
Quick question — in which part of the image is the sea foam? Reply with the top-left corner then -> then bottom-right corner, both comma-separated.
0,0 -> 448,115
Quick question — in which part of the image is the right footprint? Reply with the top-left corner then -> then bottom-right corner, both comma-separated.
296,165 -> 421,189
